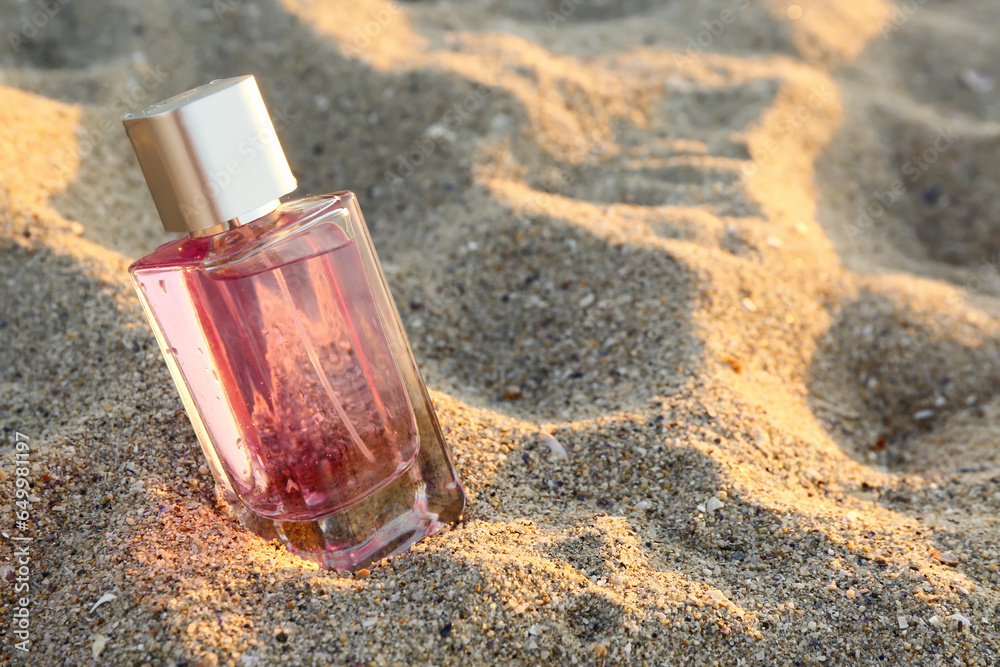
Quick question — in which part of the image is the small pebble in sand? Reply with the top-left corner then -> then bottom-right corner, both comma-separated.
706,497 -> 724,513
91,634 -> 109,659
89,593 -> 117,613
930,549 -> 960,567
949,614 -> 971,631
502,386 -> 523,400
960,68 -> 995,93
540,432 -> 567,459
356,568 -> 371,579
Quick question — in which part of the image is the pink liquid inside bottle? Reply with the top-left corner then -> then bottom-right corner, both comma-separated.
124,77 -> 463,569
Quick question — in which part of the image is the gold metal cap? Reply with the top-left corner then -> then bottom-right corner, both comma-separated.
122,75 -> 297,234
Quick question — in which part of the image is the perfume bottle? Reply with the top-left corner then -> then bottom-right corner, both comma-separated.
122,75 -> 464,570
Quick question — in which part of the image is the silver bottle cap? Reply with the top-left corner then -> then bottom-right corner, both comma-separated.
123,75 -> 297,235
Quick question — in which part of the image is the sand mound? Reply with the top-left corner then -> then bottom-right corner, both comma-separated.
2,0 -> 999,664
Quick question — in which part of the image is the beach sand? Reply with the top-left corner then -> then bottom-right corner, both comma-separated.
1,0 -> 1000,664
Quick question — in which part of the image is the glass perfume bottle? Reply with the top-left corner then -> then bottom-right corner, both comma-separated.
123,76 -> 464,570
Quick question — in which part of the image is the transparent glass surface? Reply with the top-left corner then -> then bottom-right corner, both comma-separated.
130,192 -> 464,568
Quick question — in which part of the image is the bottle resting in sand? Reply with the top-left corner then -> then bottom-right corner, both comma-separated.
123,75 -> 464,570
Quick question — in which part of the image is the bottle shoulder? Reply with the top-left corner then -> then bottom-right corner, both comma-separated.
130,191 -> 358,276
129,235 -> 210,274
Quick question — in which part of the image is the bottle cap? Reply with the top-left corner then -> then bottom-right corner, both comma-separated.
122,75 -> 297,235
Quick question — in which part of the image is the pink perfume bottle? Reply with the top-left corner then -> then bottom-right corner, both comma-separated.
123,76 -> 464,570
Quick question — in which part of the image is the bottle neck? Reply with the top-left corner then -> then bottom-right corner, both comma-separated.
189,199 -> 281,238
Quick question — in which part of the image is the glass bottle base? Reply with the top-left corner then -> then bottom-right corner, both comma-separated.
217,458 -> 462,571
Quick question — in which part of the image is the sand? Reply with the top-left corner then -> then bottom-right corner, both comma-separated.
1,0 -> 1000,664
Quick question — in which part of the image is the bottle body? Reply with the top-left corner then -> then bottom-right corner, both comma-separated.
130,191 -> 464,569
